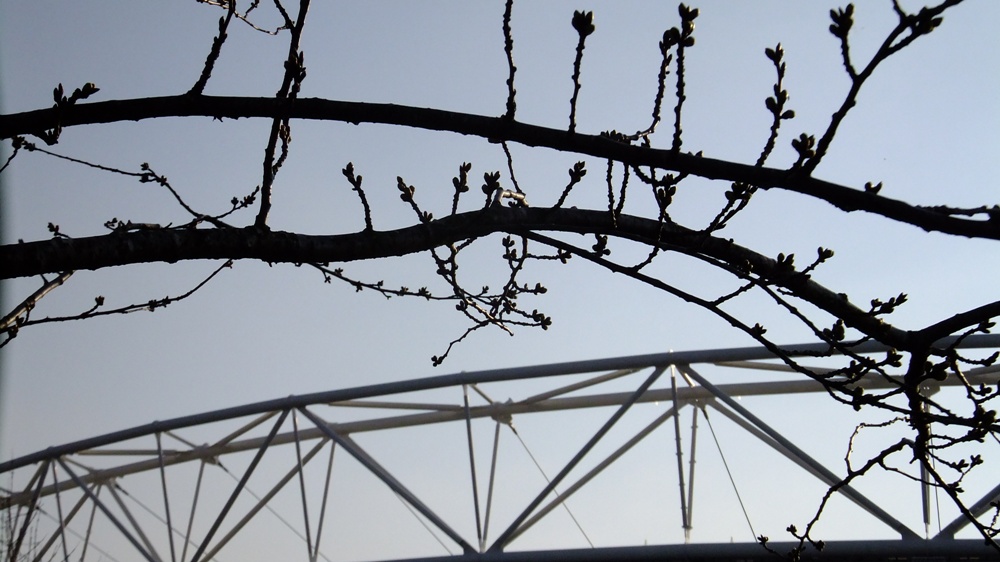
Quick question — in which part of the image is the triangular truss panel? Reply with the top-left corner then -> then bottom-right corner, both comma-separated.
3,336 -> 999,561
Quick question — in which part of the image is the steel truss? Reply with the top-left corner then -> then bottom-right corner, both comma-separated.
3,336 -> 1000,562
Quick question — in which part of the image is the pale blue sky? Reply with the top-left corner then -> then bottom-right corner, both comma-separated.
2,1 -> 999,557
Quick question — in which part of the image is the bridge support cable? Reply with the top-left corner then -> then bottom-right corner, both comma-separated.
489,366 -> 667,552
506,425 -> 594,548
701,403 -> 757,541
57,458 -> 158,562
392,491 -> 455,555
106,479 -> 164,562
508,404 -> 680,546
190,408 -> 290,562
678,365 -> 921,540
934,471 -> 943,538
203,437 -> 334,562
7,339 -> 1000,560
297,406 -> 477,555
102,477 -> 201,561
703,399 -> 825,483
110,477 -> 222,562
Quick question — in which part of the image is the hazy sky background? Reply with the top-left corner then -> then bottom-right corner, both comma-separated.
2,1 -> 999,559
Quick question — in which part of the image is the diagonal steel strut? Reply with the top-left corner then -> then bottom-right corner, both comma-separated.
677,364 -> 920,540
298,406 -> 476,554
488,365 -> 667,552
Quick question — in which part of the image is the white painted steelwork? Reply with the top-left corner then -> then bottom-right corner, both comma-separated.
3,336 -> 999,561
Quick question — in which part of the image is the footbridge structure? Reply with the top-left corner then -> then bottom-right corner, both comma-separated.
4,337 -> 1000,561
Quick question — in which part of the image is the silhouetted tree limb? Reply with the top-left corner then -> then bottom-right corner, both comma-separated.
2,0 -> 998,552
4,96 -> 998,240
6,205 -> 992,358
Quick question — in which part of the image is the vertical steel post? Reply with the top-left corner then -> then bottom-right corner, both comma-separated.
190,408 -> 290,562
463,384 -> 484,547
32,491 -> 89,562
79,485 -> 101,562
10,459 -> 49,562
482,419 -> 503,552
679,364 -> 920,540
489,365 -> 666,552
298,406 -> 476,554
292,410 -> 315,560
50,461 -> 71,562
197,437 -> 328,562
686,406 -> 700,541
507,405 -> 680,545
156,432 -> 178,562
312,440 -> 337,562
180,459 -> 206,562
57,458 -> 157,562
670,366 -> 690,542
106,479 -> 163,561
919,401 -> 933,538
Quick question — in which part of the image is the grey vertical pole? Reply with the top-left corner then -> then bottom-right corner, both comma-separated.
489,366 -> 666,552
678,364 -> 920,540
292,411 -> 315,560
156,432 -> 178,562
50,461 -> 71,562
463,385 -> 484,547
670,367 -> 691,542
312,441 -> 337,562
686,406 -> 700,541
190,409 -> 290,562
180,460 -> 206,562
482,419 -> 503,552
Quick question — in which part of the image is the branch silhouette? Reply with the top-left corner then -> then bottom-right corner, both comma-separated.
4,96 -> 998,240
2,0 -> 998,552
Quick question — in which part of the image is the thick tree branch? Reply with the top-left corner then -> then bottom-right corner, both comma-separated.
2,3 -> 997,547
4,95 -> 998,240
916,300 -> 1000,344
0,207 -> 917,351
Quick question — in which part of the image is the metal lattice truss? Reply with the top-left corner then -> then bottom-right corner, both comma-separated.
3,337 -> 1000,562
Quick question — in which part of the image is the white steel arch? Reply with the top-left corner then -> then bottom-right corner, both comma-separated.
3,336 -> 999,561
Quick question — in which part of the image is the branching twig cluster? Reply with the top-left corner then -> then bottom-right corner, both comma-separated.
1,0 -> 997,551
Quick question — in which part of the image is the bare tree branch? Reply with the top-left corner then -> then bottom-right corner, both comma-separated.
4,96 -> 998,240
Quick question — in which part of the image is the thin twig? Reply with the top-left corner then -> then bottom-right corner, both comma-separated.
255,0 -> 312,228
